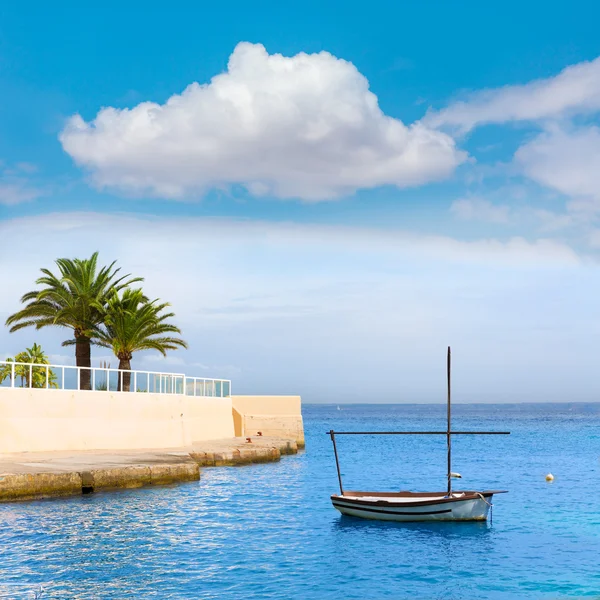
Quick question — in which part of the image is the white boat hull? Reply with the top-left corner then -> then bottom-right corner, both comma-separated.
331,491 -> 502,522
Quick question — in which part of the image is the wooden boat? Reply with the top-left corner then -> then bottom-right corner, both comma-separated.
328,347 -> 510,522
331,490 -> 505,522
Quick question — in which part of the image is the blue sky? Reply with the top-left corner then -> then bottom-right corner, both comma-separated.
1,1 -> 600,402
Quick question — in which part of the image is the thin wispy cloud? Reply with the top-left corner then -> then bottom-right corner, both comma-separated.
424,56 -> 600,133
0,181 -> 41,206
515,125 -> 600,206
420,55 -> 600,224
0,162 -> 44,206
449,195 -> 582,238
450,197 -> 511,224
0,211 -> 593,400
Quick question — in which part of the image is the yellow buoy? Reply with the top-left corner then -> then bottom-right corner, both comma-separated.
545,473 -> 554,482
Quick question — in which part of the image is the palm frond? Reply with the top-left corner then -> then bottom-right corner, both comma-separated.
6,253 -> 144,366
94,288 -> 187,365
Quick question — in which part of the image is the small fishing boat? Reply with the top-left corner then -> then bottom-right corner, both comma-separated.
330,490 -> 504,522
328,347 -> 510,522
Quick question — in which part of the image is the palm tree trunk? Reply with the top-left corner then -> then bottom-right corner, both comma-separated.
118,358 -> 132,392
75,335 -> 92,390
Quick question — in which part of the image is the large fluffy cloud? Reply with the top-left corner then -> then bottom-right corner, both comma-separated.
425,56 -> 600,133
60,42 -> 465,201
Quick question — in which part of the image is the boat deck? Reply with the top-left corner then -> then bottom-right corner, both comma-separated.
332,490 -> 506,508
342,494 -> 448,503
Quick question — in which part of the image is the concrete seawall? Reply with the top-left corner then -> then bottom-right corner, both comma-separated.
0,436 -> 300,502
0,388 -> 235,453
0,389 -> 304,453
232,395 -> 304,448
0,387 -> 304,501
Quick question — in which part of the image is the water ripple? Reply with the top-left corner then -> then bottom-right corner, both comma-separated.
1,404 -> 600,598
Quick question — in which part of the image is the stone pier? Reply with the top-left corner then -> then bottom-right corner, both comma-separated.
0,436 -> 299,502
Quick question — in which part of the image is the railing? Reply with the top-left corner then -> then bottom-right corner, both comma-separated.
0,360 -> 231,397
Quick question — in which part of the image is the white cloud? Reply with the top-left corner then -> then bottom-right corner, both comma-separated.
47,353 -> 75,365
425,56 -> 600,133
15,211 -> 583,270
588,229 -> 600,248
532,208 -> 575,233
0,180 -> 41,206
0,161 -> 44,206
421,55 -> 600,212
515,125 -> 600,205
450,197 -> 510,224
15,162 -> 38,174
141,354 -> 186,367
60,42 -> 465,201
450,195 -> 583,235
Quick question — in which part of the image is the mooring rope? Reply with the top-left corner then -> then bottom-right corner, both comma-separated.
476,492 -> 494,523
476,492 -> 493,507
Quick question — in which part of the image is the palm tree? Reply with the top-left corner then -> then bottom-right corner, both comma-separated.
92,288 -> 188,392
5,253 -> 141,390
0,343 -> 57,388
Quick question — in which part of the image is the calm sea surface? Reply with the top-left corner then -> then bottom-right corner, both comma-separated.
1,403 -> 600,599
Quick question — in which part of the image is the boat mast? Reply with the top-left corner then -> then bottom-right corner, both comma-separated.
327,347 -> 510,497
329,430 -> 344,496
447,346 -> 452,496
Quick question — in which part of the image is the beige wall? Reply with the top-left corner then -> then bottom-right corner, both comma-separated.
232,395 -> 302,416
0,388 -> 235,453
232,395 -> 304,447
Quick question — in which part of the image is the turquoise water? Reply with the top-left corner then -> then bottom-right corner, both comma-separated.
1,403 -> 600,599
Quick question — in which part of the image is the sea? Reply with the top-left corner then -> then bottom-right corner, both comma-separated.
1,403 -> 599,599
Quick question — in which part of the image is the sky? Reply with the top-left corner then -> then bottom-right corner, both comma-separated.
1,0 -> 600,402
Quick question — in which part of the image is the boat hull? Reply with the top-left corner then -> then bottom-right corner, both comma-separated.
331,491 -> 503,522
